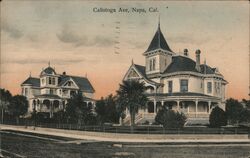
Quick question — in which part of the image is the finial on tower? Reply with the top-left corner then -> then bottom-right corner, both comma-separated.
29,71 -> 32,77
131,58 -> 134,65
48,61 -> 50,67
85,73 -> 88,78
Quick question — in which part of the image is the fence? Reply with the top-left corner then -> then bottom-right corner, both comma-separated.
2,121 -> 250,135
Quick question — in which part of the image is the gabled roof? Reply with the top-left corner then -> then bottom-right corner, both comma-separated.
132,64 -> 162,86
164,56 -> 199,73
21,77 -> 40,87
145,24 -> 172,52
134,64 -> 147,79
59,75 -> 95,93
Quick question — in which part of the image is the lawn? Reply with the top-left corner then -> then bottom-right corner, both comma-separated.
1,130 -> 250,158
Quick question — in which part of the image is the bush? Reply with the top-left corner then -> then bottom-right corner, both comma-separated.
209,106 -> 227,127
239,108 -> 250,123
155,109 -> 187,129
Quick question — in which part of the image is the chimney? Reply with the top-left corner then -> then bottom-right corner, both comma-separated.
62,71 -> 66,75
195,49 -> 201,72
184,49 -> 188,56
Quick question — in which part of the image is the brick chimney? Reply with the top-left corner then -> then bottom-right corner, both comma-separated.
195,49 -> 201,72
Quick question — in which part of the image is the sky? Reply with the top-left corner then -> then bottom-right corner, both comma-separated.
0,1 -> 249,100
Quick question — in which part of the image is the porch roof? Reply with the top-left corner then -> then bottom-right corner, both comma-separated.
35,94 -> 61,99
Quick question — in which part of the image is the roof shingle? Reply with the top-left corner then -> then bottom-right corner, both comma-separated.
21,77 -> 40,87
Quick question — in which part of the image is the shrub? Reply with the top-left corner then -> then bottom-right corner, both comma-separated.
155,109 -> 187,129
209,106 -> 227,127
239,108 -> 250,123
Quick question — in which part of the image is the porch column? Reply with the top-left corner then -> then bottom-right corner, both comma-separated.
161,101 -> 164,106
153,100 -> 156,114
195,100 -> 198,118
208,101 -> 211,114
49,100 -> 53,118
177,100 -> 180,112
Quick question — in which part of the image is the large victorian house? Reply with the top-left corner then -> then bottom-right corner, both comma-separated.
21,64 -> 95,117
123,22 -> 228,125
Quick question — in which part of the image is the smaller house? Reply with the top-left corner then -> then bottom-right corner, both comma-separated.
21,64 -> 95,117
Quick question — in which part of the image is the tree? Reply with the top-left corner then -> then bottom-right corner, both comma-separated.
116,80 -> 148,126
242,99 -> 250,109
238,108 -> 250,123
225,98 -> 244,125
8,95 -> 28,124
155,108 -> 187,129
65,92 -> 92,125
95,94 -> 120,124
0,88 -> 12,123
209,106 -> 227,127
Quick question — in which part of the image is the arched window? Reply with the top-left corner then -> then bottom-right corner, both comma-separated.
152,58 -> 156,70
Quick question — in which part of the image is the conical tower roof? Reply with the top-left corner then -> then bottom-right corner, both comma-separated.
145,22 -> 172,52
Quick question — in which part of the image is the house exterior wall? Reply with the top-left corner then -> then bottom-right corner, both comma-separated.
145,51 -> 172,75
162,76 -> 204,94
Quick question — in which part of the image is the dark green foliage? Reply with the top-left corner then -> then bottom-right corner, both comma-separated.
209,106 -> 227,127
0,88 -> 13,122
225,98 -> 244,124
242,99 -> 250,109
8,95 -> 29,123
65,92 -> 94,125
238,108 -> 250,123
155,108 -> 187,129
116,80 -> 148,126
95,94 -> 120,124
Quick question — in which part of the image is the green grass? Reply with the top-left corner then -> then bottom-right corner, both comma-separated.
1,131 -> 250,158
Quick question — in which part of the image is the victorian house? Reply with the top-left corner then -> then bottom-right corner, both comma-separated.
21,64 -> 95,117
123,21 -> 228,125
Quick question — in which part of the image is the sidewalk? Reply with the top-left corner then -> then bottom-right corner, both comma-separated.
1,124 -> 249,143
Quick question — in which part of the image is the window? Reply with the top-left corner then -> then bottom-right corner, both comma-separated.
24,88 -> 28,96
68,81 -> 72,86
48,77 -> 52,84
152,58 -> 156,70
168,81 -> 173,93
62,89 -> 68,95
217,82 -> 220,94
214,82 -> 220,94
149,60 -> 153,71
52,78 -> 56,85
149,58 -> 156,71
201,81 -> 203,88
49,89 -> 54,94
180,79 -> 188,92
207,82 -> 212,93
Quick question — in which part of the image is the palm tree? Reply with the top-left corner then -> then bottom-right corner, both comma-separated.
116,80 -> 148,126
